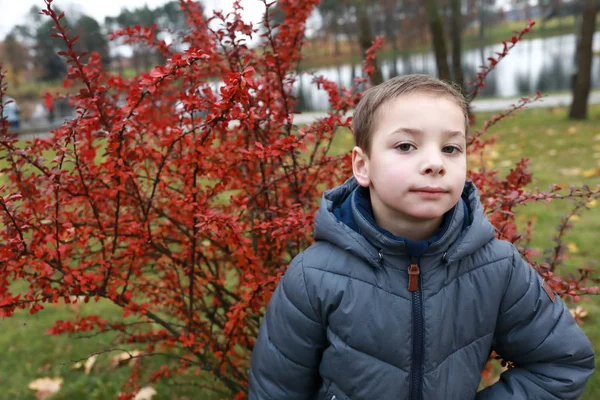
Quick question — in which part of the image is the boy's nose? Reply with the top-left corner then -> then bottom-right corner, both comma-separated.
420,153 -> 445,176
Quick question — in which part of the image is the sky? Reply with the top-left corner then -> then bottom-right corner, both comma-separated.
0,0 -> 266,40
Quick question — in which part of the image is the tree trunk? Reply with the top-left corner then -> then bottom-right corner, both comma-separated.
478,0 -> 485,65
450,0 -> 464,88
424,0 -> 451,81
355,0 -> 384,85
333,17 -> 341,56
569,0 -> 597,120
383,2 -> 399,77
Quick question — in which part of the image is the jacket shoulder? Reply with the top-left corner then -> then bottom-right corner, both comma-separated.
300,240 -> 372,276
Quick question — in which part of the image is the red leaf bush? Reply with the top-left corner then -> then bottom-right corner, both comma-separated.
1,2 -> 598,397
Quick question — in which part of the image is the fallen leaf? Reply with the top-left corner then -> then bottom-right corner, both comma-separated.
547,149 -> 557,156
84,355 -> 97,375
570,306 -> 589,325
567,126 -> 577,135
134,386 -> 157,400
68,295 -> 86,313
558,167 -> 582,176
582,168 -> 598,178
587,199 -> 597,208
567,242 -> 579,253
28,377 -> 63,400
570,215 -> 581,222
545,128 -> 556,136
111,350 -> 143,367
594,134 -> 600,141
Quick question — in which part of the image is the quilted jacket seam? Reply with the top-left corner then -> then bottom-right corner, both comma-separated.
514,306 -> 564,361
280,272 -> 321,325
304,266 -> 411,302
267,330 -> 313,369
425,332 -> 493,374
297,253 -> 321,323
501,250 -> 534,316
428,256 -> 512,300
328,327 -> 409,374
248,369 -> 275,400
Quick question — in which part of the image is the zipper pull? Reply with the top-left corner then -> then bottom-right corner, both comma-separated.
408,260 -> 420,292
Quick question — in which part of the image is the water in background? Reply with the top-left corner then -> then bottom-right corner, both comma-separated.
293,32 -> 600,111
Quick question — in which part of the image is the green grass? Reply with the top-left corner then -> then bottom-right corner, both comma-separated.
0,297 -> 225,400
2,103 -> 600,398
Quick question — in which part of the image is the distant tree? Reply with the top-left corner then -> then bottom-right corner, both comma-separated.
569,0 -> 597,119
450,0 -> 464,88
105,5 -> 162,72
74,15 -> 110,66
424,0 -> 451,81
318,0 -> 344,55
9,6 -> 67,82
2,33 -> 31,88
354,0 -> 384,84
36,19 -> 68,81
380,0 -> 401,72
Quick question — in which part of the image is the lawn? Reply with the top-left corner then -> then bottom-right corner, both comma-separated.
1,102 -> 600,398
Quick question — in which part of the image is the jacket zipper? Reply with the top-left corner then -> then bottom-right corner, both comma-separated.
408,258 -> 424,400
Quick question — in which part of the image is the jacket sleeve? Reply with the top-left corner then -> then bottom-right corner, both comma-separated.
476,247 -> 595,400
248,253 -> 327,400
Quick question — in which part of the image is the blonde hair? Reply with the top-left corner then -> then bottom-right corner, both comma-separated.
352,74 -> 469,155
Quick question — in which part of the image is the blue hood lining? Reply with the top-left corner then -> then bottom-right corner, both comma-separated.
333,185 -> 469,258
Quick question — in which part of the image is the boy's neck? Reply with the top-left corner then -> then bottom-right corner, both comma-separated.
370,197 -> 444,241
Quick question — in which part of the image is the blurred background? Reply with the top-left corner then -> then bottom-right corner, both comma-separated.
0,0 -> 598,130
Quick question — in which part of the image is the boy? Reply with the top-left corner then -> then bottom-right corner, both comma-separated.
248,74 -> 595,400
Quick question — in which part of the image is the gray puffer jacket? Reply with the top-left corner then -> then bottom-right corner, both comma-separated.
249,178 -> 595,400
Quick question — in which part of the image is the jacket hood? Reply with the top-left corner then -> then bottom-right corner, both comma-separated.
313,177 -> 496,268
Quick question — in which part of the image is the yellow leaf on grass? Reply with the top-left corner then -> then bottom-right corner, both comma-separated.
594,145 -> 600,151
567,126 -> 577,135
559,168 -> 582,176
594,134 -> 600,141
567,242 -> 579,253
28,377 -> 63,400
582,168 -> 598,178
547,149 -> 557,156
570,215 -> 581,221
587,199 -> 597,208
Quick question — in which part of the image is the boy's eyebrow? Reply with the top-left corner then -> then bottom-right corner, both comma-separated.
389,128 -> 465,137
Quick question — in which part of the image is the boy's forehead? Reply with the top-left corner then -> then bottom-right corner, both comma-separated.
374,93 -> 466,132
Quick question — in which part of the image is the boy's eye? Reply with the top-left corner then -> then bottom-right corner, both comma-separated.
442,145 -> 461,154
396,143 -> 415,152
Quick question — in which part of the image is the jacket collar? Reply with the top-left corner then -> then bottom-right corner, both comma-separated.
314,177 -> 494,268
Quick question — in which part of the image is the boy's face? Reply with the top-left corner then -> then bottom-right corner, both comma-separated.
352,92 -> 467,226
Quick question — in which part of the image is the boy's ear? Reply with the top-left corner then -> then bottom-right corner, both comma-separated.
352,146 -> 370,187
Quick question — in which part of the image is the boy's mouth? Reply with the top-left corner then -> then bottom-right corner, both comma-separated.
410,186 -> 449,193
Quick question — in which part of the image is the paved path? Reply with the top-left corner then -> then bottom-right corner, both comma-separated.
11,92 -> 600,141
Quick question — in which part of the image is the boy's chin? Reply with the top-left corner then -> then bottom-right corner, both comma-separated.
405,207 -> 451,222
408,212 -> 446,222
